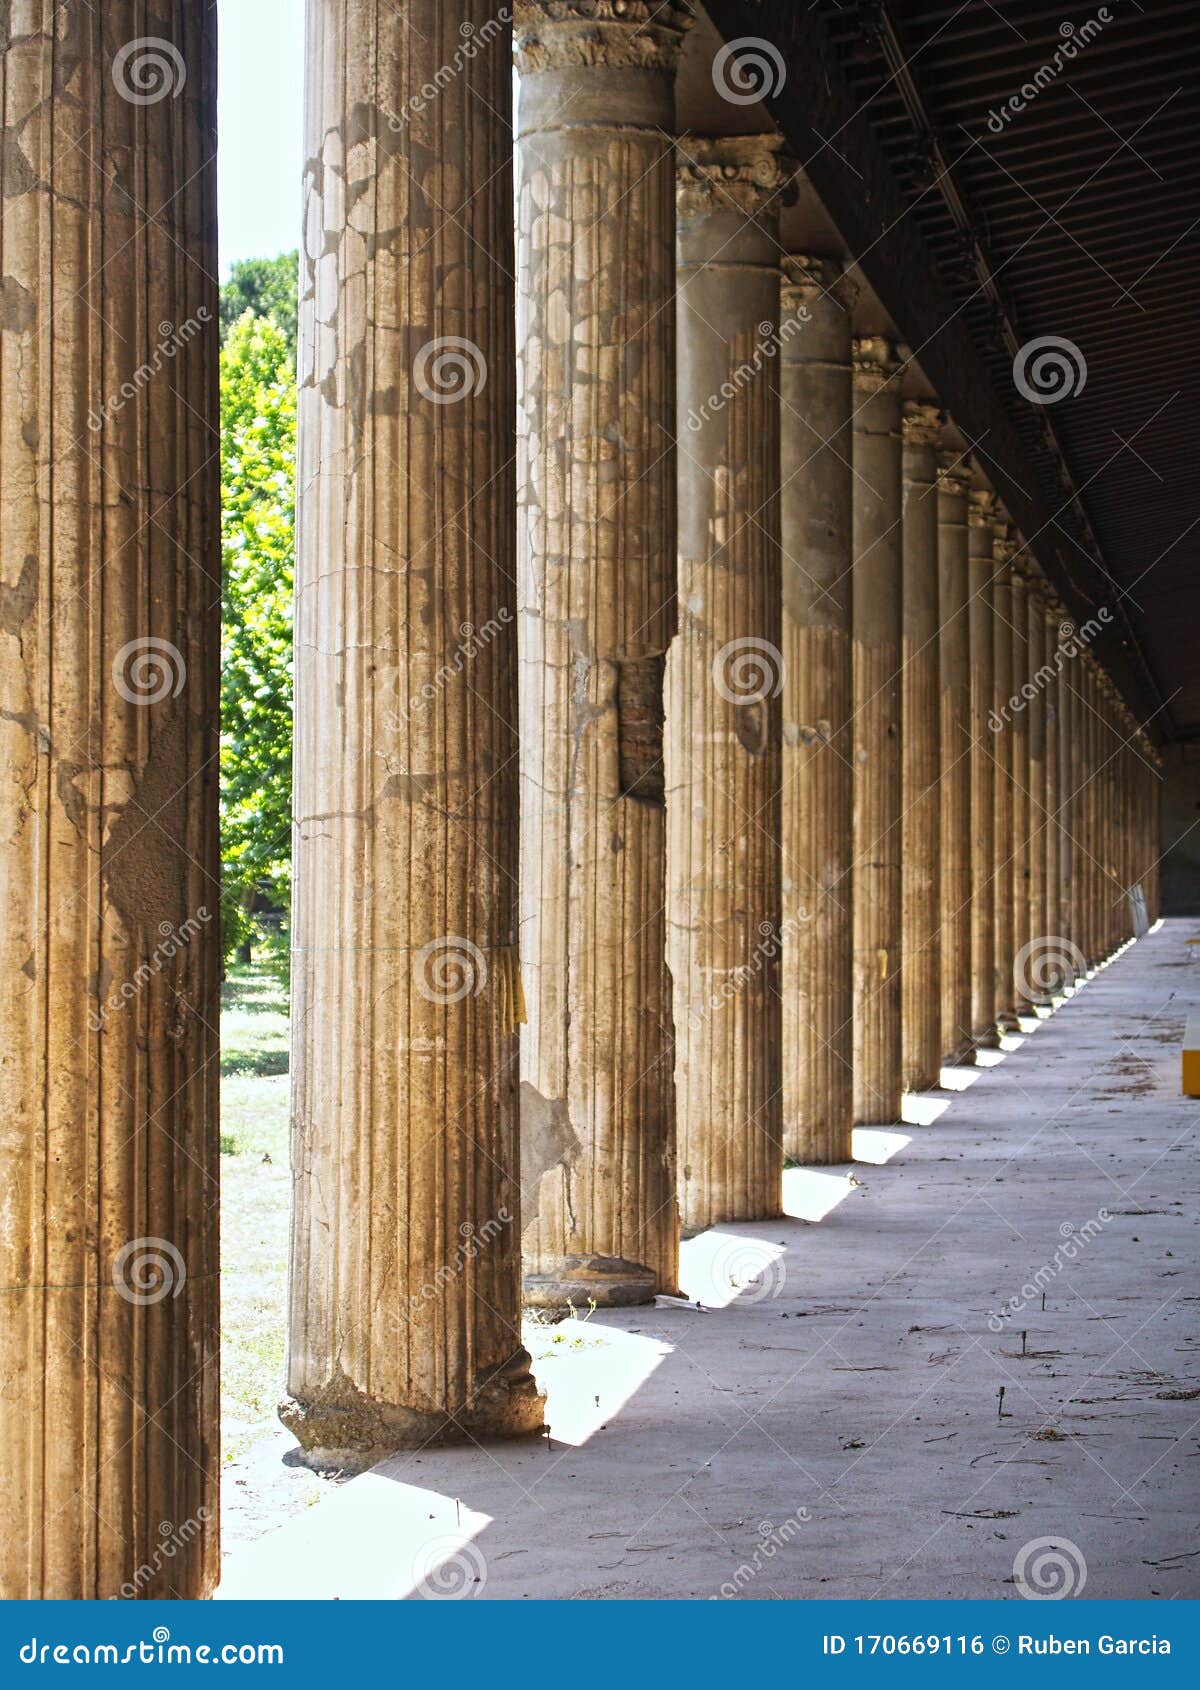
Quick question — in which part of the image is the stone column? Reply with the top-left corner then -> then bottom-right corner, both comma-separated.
285,0 -> 543,1467
991,524 -> 1017,1028
670,134 -> 788,1228
1057,613 -> 1077,983
0,6 -> 220,1597
515,1 -> 692,1300
937,456 -> 973,1062
968,490 -> 998,1050
1026,575 -> 1049,991
1043,597 -> 1064,985
779,257 -> 856,1164
1067,647 -> 1089,971
900,403 -> 943,1093
1009,563 -> 1033,1015
851,338 -> 903,1122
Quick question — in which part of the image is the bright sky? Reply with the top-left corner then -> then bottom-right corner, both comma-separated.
217,0 -> 306,277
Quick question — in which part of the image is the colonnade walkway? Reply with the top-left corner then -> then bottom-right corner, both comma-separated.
220,921 -> 1199,1600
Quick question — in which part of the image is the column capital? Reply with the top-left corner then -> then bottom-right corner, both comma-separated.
513,0 -> 694,73
780,253 -> 857,311
992,522 -> 1020,567
967,487 -> 998,529
851,334 -> 900,393
901,400 -> 944,447
676,133 -> 795,221
936,451 -> 972,496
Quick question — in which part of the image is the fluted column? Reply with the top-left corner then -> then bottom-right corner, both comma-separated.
851,338 -> 903,1122
516,1 -> 692,1301
670,135 -> 788,1228
991,524 -> 1017,1027
1057,614 -> 1077,982
779,257 -> 856,1163
1067,644 -> 1089,971
1026,575 -> 1050,993
285,0 -> 543,1466
0,6 -> 219,1596
1009,564 -> 1033,1013
900,403 -> 943,1092
937,456 -> 973,1061
1043,597 -> 1064,985
968,489 -> 998,1050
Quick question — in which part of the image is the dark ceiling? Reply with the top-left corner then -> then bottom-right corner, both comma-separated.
704,0 -> 1200,743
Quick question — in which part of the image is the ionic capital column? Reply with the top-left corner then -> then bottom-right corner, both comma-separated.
900,402 -> 944,1093
0,7 -> 219,1596
851,338 -> 904,1123
515,0 -> 693,1302
991,522 -> 1019,1027
779,257 -> 856,1163
937,455 -> 974,1061
670,134 -> 790,1227
968,488 -> 999,1049
286,0 -> 543,1466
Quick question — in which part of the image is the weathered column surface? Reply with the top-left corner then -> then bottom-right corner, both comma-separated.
967,489 -> 998,1050
991,524 -> 1017,1028
900,402 -> 943,1093
1009,564 -> 1033,1013
286,0 -> 543,1467
1026,575 -> 1050,992
0,6 -> 220,1596
1043,596 -> 1064,988
516,1 -> 692,1302
669,135 -> 787,1228
779,257 -> 855,1163
937,456 -> 973,1062
851,338 -> 903,1123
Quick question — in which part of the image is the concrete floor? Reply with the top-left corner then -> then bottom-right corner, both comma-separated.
218,919 -> 1200,1601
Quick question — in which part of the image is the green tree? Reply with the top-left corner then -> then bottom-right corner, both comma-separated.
220,307 -> 295,968
220,250 -> 299,357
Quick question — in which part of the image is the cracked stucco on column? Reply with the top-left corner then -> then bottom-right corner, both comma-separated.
284,0 -> 543,1464
0,2 -> 220,1597
515,1 -> 692,1304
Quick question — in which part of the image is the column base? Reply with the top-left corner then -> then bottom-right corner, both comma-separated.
279,1350 -> 546,1473
523,1254 -> 657,1311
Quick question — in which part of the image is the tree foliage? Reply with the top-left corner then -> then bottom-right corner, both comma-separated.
219,250 -> 299,356
219,297 -> 296,969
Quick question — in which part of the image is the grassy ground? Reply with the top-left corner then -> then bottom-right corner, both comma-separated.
220,963 -> 291,1462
